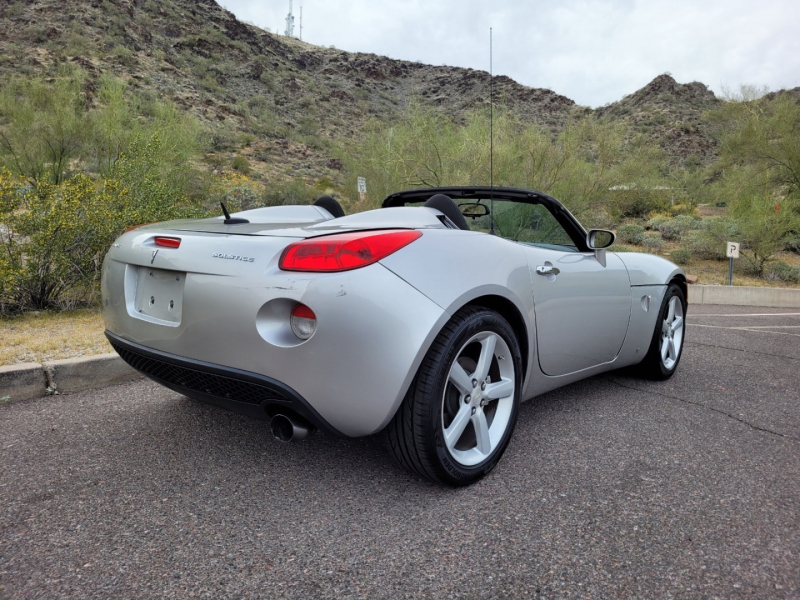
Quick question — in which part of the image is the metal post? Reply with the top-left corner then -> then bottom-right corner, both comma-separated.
728,257 -> 734,286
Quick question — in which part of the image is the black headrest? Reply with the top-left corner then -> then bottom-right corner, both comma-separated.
314,195 -> 345,219
424,193 -> 470,230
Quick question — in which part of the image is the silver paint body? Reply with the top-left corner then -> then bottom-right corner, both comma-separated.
102,204 -> 684,437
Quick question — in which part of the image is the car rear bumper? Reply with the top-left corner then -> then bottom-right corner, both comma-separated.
102,257 -> 448,437
106,331 -> 344,436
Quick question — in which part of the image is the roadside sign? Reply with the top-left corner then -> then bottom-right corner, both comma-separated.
357,177 -> 366,202
726,241 -> 739,285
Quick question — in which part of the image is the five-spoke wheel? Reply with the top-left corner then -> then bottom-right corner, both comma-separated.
386,306 -> 522,486
638,282 -> 687,380
660,294 -> 684,371
442,331 -> 515,467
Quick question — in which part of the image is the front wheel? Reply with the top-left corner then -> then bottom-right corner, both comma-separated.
637,282 -> 686,380
386,306 -> 522,486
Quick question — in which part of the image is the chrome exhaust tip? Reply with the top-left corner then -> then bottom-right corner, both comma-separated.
270,413 -> 314,442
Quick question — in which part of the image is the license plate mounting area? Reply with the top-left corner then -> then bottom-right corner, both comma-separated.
133,267 -> 185,325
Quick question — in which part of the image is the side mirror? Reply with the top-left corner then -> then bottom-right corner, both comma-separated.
586,229 -> 615,249
459,202 -> 490,218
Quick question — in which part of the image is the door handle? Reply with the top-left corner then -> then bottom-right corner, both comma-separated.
536,265 -> 560,276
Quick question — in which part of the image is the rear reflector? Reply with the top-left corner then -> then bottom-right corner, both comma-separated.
279,230 -> 422,272
154,237 -> 181,249
290,303 -> 317,340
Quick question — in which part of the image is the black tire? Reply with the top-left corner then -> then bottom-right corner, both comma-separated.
637,282 -> 687,380
385,306 -> 523,486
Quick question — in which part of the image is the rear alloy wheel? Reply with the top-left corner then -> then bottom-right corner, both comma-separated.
386,306 -> 522,486
637,283 -> 686,380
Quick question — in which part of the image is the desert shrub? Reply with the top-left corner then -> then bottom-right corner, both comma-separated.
581,208 -> 616,231
231,155 -> 252,175
785,236 -> 800,254
261,179 -> 317,207
0,136 -> 201,312
610,244 -> 633,252
616,223 -> 646,245
646,213 -> 670,231
657,214 -> 701,240
670,248 -> 693,265
110,45 -> 135,66
763,261 -> 800,284
682,218 -> 738,261
343,103 -> 668,216
608,189 -> 671,220
642,232 -> 664,253
204,171 -> 263,213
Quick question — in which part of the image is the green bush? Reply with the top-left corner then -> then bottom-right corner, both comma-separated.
670,248 -> 693,265
657,214 -> 700,241
646,214 -> 670,231
616,223 -> 646,245
261,179 -> 318,207
642,233 -> 664,253
784,235 -> 800,255
231,155 -> 252,175
0,136 -> 202,312
682,217 -> 738,261
763,261 -> 800,284
611,244 -> 634,252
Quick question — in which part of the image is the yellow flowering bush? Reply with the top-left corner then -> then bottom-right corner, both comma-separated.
205,171 -> 264,213
0,135 -> 203,312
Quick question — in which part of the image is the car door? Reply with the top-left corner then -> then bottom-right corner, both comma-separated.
492,201 -> 631,377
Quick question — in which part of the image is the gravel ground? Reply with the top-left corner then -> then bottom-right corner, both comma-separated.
1,305 -> 798,599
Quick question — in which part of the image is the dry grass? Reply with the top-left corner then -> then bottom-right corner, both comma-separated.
657,248 -> 800,287
0,308 -> 111,366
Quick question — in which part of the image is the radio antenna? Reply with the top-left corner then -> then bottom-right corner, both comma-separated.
489,27 -> 495,235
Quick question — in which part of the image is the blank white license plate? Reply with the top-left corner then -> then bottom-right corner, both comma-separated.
134,267 -> 185,324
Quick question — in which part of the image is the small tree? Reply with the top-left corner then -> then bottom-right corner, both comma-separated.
0,135 -> 203,312
0,68 -> 88,185
705,90 -> 800,273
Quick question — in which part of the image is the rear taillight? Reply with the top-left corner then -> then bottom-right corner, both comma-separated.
290,303 -> 317,340
279,230 -> 422,272
154,237 -> 181,249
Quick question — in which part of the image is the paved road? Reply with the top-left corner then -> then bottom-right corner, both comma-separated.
1,305 -> 798,599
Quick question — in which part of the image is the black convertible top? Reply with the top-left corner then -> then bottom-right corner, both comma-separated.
382,187 -> 590,252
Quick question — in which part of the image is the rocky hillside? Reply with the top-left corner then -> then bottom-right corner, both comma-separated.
596,74 -> 721,164
0,0 -> 755,183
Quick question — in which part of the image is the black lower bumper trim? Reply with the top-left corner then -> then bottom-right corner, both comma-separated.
105,331 -> 343,437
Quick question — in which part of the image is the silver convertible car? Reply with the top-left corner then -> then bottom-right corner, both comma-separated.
102,187 -> 687,486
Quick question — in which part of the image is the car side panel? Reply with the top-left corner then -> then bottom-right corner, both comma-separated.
379,230 -> 537,390
615,252 -> 685,287
522,247 -> 631,376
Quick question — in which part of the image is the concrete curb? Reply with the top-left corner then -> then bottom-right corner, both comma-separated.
1,284 -> 799,403
0,363 -> 48,403
0,353 -> 141,404
691,285 -> 800,307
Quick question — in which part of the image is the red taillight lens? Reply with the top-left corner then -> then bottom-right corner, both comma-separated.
290,303 -> 317,340
154,237 -> 181,249
279,230 -> 422,272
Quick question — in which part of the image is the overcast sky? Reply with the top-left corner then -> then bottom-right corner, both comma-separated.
218,0 -> 799,108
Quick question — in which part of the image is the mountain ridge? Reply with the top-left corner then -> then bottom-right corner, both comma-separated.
1,0 -> 790,184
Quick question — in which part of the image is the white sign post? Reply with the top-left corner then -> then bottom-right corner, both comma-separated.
726,242 -> 740,285
357,177 -> 366,202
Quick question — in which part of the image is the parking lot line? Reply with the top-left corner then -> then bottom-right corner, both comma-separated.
689,323 -> 800,336
690,312 -> 800,317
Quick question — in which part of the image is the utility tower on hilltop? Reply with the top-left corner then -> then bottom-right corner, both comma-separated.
284,1 -> 295,37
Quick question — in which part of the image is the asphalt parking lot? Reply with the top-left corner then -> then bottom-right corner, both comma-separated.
1,304 -> 798,599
